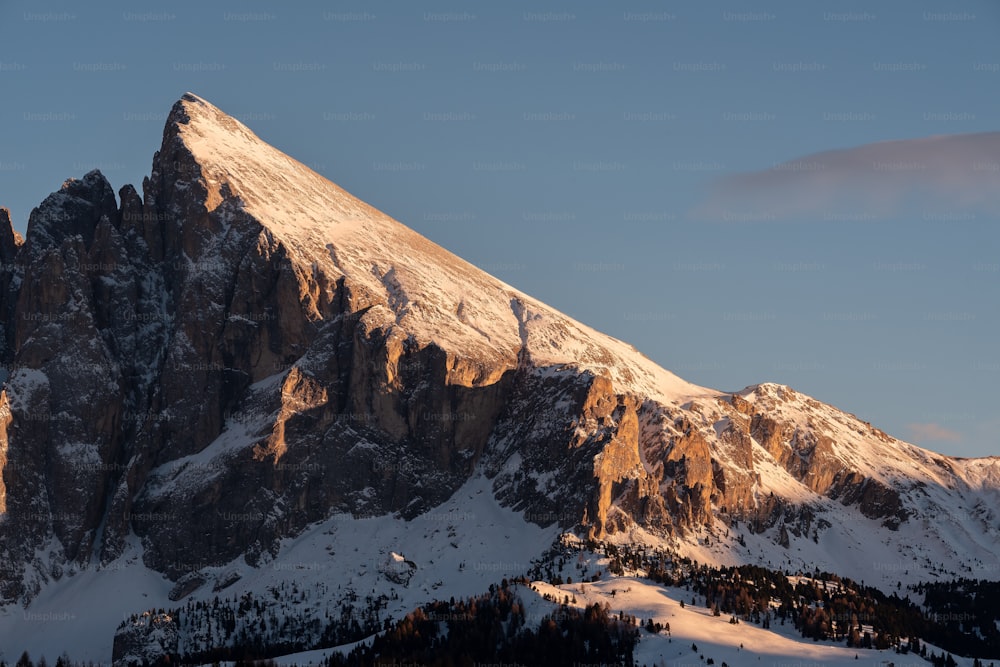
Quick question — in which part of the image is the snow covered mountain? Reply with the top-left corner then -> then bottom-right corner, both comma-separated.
0,93 -> 997,661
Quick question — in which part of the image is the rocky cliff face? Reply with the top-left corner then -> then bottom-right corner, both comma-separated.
0,94 -> 996,605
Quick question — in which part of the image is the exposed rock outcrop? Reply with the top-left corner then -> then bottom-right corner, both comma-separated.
0,94 -> 995,608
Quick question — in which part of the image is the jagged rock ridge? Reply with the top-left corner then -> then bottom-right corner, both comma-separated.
0,93 -> 997,605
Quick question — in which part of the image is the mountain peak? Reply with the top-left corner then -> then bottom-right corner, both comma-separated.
144,94 -> 707,403
157,92 -> 387,252
177,90 -> 211,110
167,92 -> 238,131
168,92 -> 260,153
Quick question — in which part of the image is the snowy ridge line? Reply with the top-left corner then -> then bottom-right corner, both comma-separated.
172,93 -> 711,404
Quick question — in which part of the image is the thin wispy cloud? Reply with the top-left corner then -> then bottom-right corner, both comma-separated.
695,132 -> 1000,221
907,422 -> 963,444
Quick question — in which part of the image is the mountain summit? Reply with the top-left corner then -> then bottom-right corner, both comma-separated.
156,93 -> 705,399
0,94 -> 997,621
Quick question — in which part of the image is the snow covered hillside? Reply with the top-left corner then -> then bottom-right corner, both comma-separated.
0,476 -> 556,662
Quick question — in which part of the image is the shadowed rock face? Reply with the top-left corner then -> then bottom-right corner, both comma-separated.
0,95 -> 994,604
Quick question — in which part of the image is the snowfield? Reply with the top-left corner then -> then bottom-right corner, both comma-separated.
0,475 -> 556,662
530,577 -> 995,667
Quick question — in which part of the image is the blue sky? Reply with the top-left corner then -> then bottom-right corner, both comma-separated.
1,0 -> 997,456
